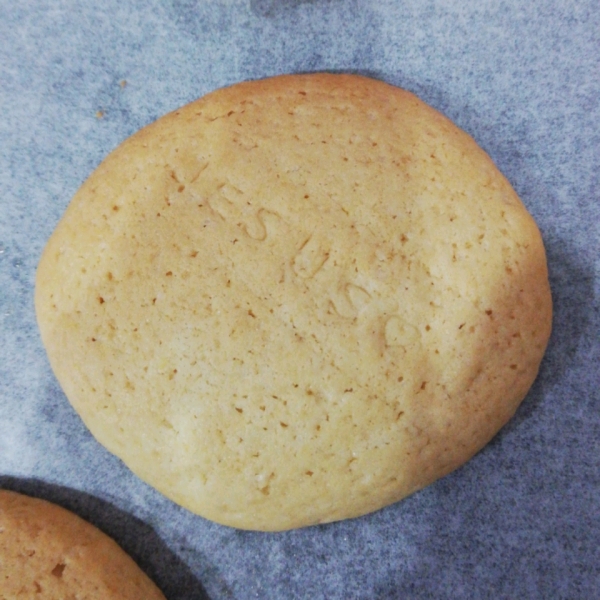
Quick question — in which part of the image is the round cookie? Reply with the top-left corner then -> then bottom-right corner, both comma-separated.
35,74 -> 552,531
0,490 -> 165,599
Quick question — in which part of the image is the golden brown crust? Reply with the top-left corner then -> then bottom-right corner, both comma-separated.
0,490 -> 165,599
35,74 -> 552,530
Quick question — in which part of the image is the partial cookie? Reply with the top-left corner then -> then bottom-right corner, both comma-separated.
0,490 -> 165,599
35,74 -> 552,530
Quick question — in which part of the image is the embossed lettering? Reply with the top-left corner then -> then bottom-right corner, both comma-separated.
330,283 -> 371,318
243,212 -> 267,241
346,284 -> 371,310
207,191 -> 236,223
293,236 -> 329,279
256,209 -> 283,240
189,162 -> 209,183
246,208 -> 283,241
206,185 -> 284,243
384,315 -> 420,349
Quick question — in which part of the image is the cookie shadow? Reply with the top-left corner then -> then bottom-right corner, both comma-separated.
0,476 -> 210,600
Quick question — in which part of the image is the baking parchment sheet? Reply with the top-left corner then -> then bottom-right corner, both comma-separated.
1,1 -> 598,598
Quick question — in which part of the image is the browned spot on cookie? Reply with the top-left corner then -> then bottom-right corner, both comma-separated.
51,563 -> 66,578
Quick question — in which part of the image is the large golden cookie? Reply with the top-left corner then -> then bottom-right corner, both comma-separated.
35,74 -> 552,530
0,490 -> 165,598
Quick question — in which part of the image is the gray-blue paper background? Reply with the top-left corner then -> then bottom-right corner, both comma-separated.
1,1 -> 598,598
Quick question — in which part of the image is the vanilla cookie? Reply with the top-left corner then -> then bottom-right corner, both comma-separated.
35,74 -> 552,530
0,490 -> 165,598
